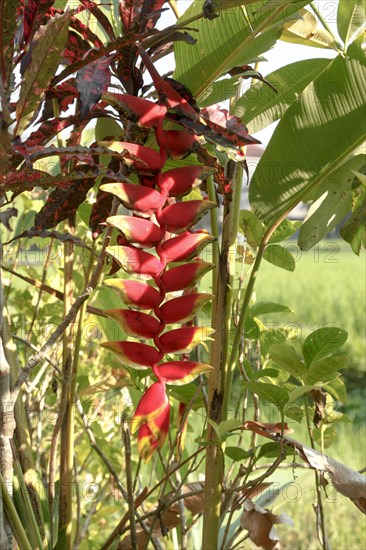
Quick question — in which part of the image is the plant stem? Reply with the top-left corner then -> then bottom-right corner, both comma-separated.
58,220 -> 75,548
0,220 -> 15,549
0,472 -> 32,550
121,419 -> 137,550
207,175 -> 219,296
168,0 -> 180,19
305,399 -> 329,550
202,164 -> 240,548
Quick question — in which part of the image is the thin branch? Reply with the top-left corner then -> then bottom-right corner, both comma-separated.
11,199 -> 119,402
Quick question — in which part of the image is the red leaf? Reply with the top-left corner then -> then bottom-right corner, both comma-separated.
160,326 -> 214,354
120,0 -> 167,33
103,279 -> 162,310
16,11 -> 72,134
161,260 -> 214,292
201,104 -> 261,147
62,30 -> 91,64
106,215 -> 164,247
157,200 -> 216,234
101,341 -> 162,369
159,231 -> 215,263
105,309 -> 160,339
69,15 -> 103,48
106,245 -> 163,279
158,165 -> 214,198
158,361 -> 213,385
78,0 -> 115,41
100,182 -> 165,214
20,0 -> 54,46
76,56 -> 111,117
160,293 -> 212,324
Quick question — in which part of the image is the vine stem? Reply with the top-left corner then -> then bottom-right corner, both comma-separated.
305,399 -> 330,550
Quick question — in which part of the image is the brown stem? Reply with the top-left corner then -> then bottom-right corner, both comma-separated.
121,419 -> 138,550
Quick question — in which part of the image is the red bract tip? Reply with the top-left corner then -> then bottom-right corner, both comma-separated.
137,402 -> 170,462
131,381 -> 168,434
100,182 -> 165,214
103,279 -> 162,310
104,93 -> 167,127
157,128 -> 197,159
101,341 -> 162,369
158,361 -> 213,385
157,166 -> 214,197
159,231 -> 215,263
160,293 -> 213,324
106,215 -> 164,248
136,43 -> 198,118
104,309 -> 160,339
160,326 -> 215,354
156,200 -> 216,234
161,260 -> 214,292
98,141 -> 166,170
106,245 -> 164,280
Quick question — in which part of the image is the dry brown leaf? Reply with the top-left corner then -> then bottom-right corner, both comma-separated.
302,446 -> 366,514
181,482 -> 204,515
240,499 -> 293,550
242,421 -> 294,438
118,505 -> 180,549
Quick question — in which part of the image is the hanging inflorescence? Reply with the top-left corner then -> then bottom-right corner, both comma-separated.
100,59 -> 218,461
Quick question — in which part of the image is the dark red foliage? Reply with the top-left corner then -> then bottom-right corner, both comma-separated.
201,105 -> 261,147
76,56 -> 111,117
63,31 -> 91,65
69,16 -> 103,48
20,0 -> 55,46
89,188 -> 114,238
33,178 -> 94,230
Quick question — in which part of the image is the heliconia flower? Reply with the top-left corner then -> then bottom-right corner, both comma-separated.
157,166 -> 214,197
158,231 -> 216,263
161,260 -> 214,292
156,127 -> 197,159
158,361 -> 213,385
103,279 -> 162,310
100,182 -> 165,214
130,381 -> 168,434
101,341 -> 162,369
160,293 -> 213,324
160,326 -> 215,354
106,245 -> 164,279
98,141 -> 166,170
156,200 -> 216,234
137,402 -> 170,463
106,215 -> 164,248
104,93 -> 167,127
104,309 -> 160,339
98,52 -> 229,461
